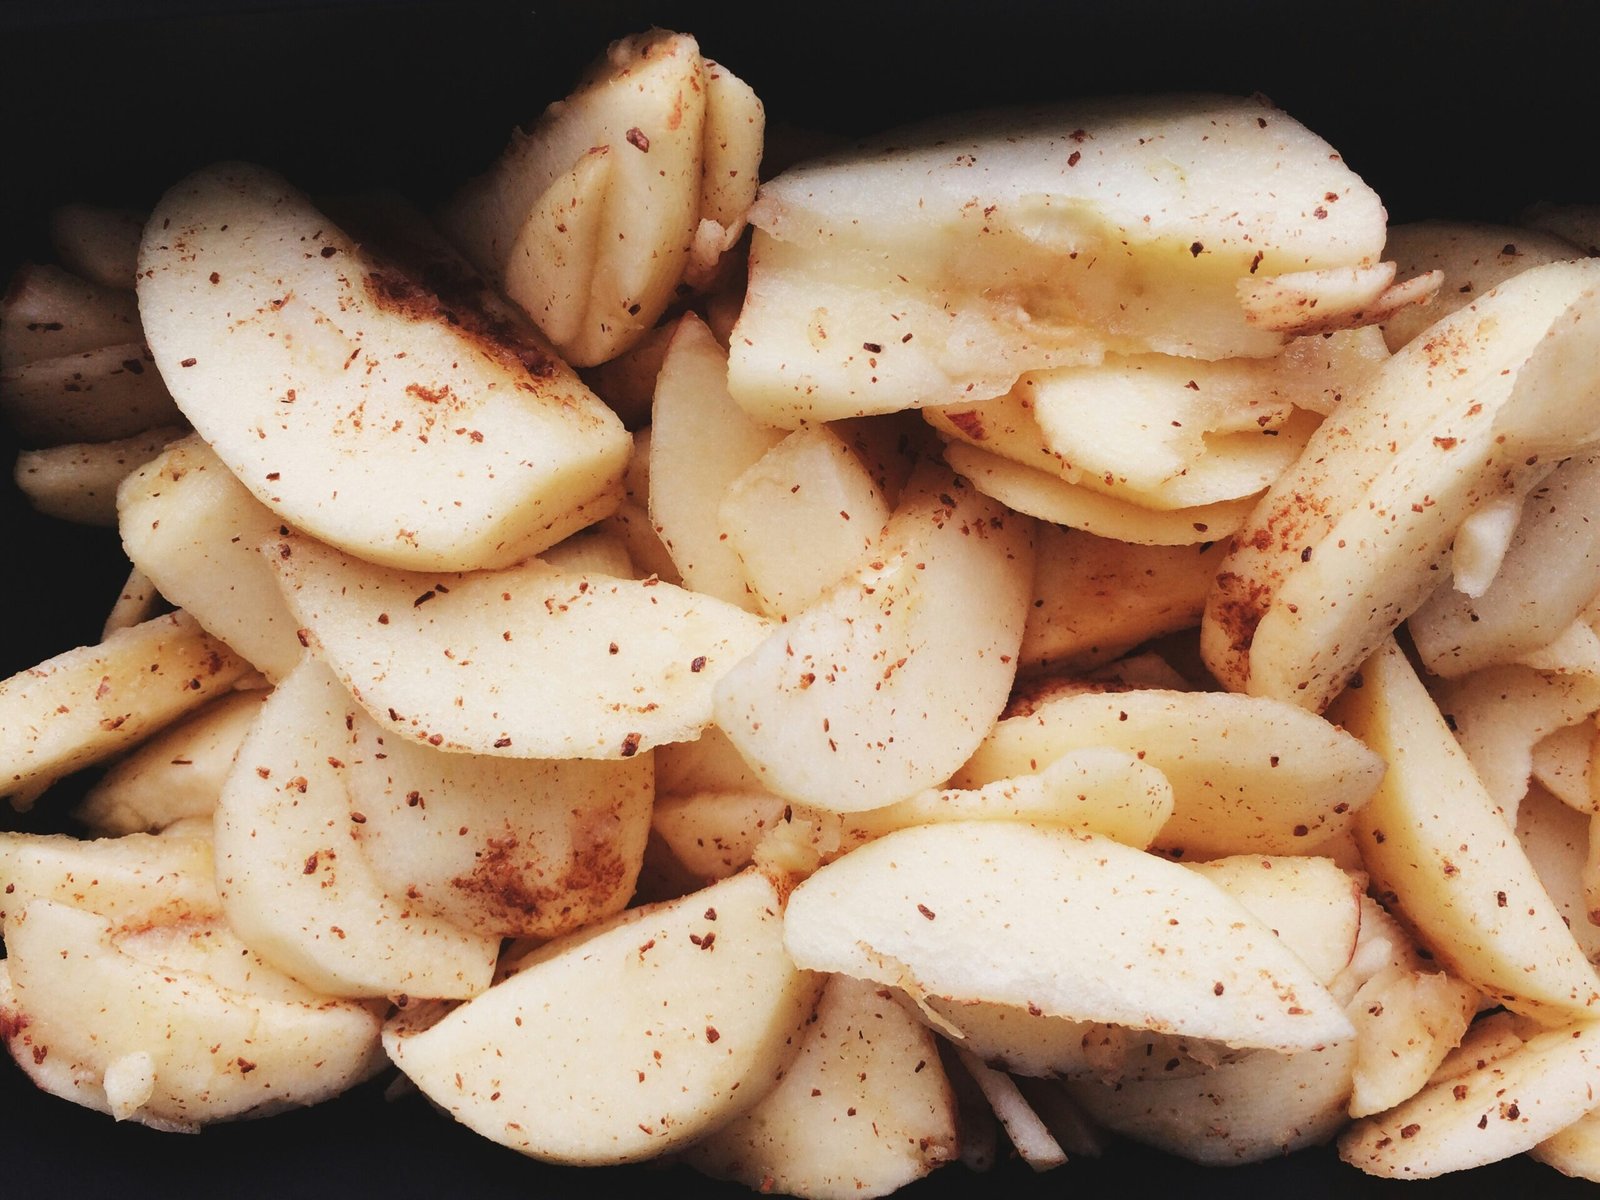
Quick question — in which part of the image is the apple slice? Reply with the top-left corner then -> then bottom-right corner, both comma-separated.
1328,639 -> 1600,1023
783,821 -> 1354,1052
384,868 -> 822,1165
729,94 -> 1386,426
270,530 -> 768,760
118,435 -> 304,681
1,900 -> 383,1129
0,831 -> 219,927
137,162 -> 630,572
214,657 -> 499,999
714,465 -> 1034,811
0,263 -> 140,367
682,973 -> 958,1198
1203,258 -> 1600,711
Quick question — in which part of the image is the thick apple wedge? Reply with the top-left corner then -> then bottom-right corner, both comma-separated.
1327,640 -> 1600,1023
783,822 -> 1354,1053
270,531 -> 768,759
1202,258 -> 1600,711
0,900 -> 384,1129
681,973 -> 957,1199
214,658 -> 499,999
137,162 -> 630,572
714,465 -> 1033,812
383,868 -> 822,1165
728,94 -> 1387,426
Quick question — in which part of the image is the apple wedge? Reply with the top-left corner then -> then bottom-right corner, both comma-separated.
1203,258 -> 1600,711
213,657 -> 500,999
682,973 -> 958,1198
714,464 -> 1034,811
0,830 -> 220,927
0,263 -> 140,367
137,162 -> 630,572
953,686 -> 1385,858
729,94 -> 1387,426
1327,639 -> 1600,1023
0,899 -> 384,1129
783,821 -> 1354,1053
119,435 -> 304,681
342,707 -> 652,938
270,530 -> 768,759
383,868 -> 822,1165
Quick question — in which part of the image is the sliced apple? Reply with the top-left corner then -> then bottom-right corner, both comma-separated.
1,900 -> 383,1128
714,465 -> 1033,811
1339,1018 -> 1600,1178
118,435 -> 304,681
954,686 -> 1384,858
1203,258 -> 1600,711
0,831 -> 219,926
384,868 -> 822,1165
343,708 -> 652,938
1328,639 -> 1600,1023
270,530 -> 768,759
13,426 -> 181,526
0,262 -> 140,367
729,94 -> 1387,426
0,611 -> 249,803
682,974 -> 957,1198
784,821 -> 1353,1053
138,162 -> 630,571
213,657 -> 499,999
442,30 -> 710,366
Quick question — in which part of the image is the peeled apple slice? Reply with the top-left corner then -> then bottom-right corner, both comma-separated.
1203,258 -> 1600,711
783,821 -> 1354,1053
729,94 -> 1387,426
384,868 -> 822,1165
137,162 -> 630,572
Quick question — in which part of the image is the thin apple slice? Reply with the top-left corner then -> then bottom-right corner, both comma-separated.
649,313 -> 785,607
1,900 -> 384,1128
714,465 -> 1034,811
0,831 -> 219,926
384,868 -> 822,1165
0,611 -> 250,804
784,821 -> 1354,1052
442,30 -> 708,366
954,686 -> 1384,859
138,162 -> 630,572
682,973 -> 958,1198
270,530 -> 768,759
0,263 -> 140,367
0,341 -> 181,446
13,426 -> 181,526
214,657 -> 499,999
48,202 -> 145,290
76,689 -> 268,836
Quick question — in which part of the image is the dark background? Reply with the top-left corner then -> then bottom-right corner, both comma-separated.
3,1 -> 1599,1195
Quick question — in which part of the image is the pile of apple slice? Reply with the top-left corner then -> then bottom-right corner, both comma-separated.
6,24 -> 1600,1198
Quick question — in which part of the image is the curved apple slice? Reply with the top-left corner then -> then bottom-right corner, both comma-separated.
343,708 -> 651,937
714,465 -> 1033,812
138,162 -> 630,572
784,821 -> 1353,1053
0,830 -> 219,926
954,686 -> 1384,858
682,973 -> 957,1198
270,530 -> 768,760
0,900 -> 383,1129
1340,1019 -> 1600,1178
384,868 -> 822,1165
214,657 -> 499,999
